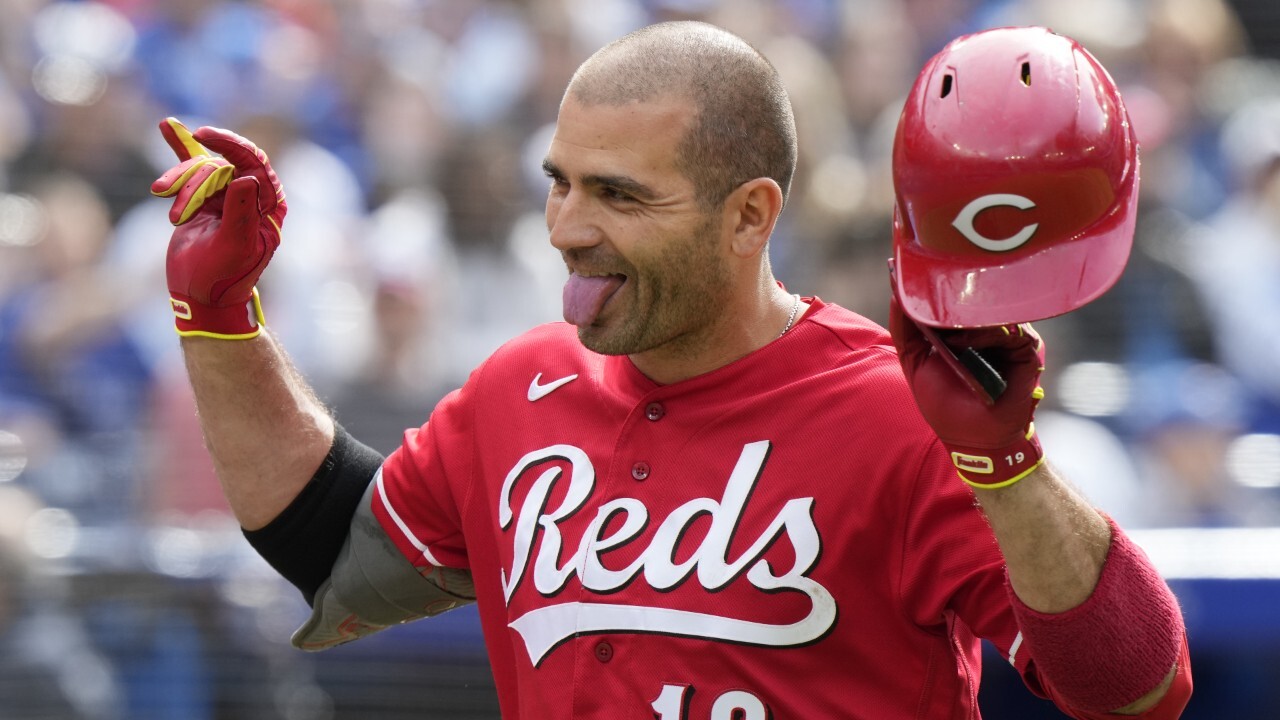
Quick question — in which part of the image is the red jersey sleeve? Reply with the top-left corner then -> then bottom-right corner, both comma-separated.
895,437 -> 1017,668
373,382 -> 477,572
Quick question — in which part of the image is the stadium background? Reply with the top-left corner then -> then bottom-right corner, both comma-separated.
0,0 -> 1278,717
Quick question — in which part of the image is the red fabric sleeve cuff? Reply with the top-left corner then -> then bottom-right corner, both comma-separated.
1009,518 -> 1187,713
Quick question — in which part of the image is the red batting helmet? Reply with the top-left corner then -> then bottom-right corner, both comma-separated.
891,26 -> 1139,328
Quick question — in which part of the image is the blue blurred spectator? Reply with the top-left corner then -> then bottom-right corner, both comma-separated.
1187,94 -> 1280,432
0,173 -> 154,526
0,485 -> 124,720
1,0 -> 1279,717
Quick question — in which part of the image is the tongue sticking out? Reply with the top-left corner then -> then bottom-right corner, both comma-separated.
563,274 -> 624,327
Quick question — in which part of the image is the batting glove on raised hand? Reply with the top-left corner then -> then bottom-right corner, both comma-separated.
150,117 -> 287,339
889,295 -> 1046,489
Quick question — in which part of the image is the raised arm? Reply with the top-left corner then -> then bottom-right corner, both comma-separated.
180,332 -> 333,530
150,117 -> 332,529
889,298 -> 1191,718
150,119 -> 474,651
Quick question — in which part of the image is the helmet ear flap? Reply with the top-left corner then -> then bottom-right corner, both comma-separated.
891,26 -> 1138,329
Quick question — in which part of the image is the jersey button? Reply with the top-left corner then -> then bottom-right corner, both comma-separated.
594,640 -> 614,663
631,462 -> 651,481
645,402 -> 665,421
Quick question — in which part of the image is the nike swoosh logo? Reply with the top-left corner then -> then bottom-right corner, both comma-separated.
528,372 -> 579,402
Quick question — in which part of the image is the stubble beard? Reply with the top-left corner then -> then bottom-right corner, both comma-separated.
576,213 -> 729,357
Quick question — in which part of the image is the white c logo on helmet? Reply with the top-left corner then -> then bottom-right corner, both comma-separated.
952,194 -> 1039,252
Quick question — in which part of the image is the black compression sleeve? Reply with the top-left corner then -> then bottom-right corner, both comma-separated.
243,425 -> 384,605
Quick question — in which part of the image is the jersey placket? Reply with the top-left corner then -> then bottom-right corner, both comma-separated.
568,389 -> 677,718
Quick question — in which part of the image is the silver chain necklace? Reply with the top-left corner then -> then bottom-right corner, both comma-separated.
778,293 -> 801,339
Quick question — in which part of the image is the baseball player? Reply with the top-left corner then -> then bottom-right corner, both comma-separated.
150,22 -> 1191,719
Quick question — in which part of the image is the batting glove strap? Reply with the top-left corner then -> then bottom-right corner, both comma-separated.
171,287 -> 266,340
946,425 -> 1044,490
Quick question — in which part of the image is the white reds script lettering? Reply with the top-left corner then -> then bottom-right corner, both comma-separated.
952,193 -> 1039,252
498,440 -> 836,665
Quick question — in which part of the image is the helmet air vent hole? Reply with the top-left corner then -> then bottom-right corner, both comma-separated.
941,74 -> 953,98
1021,62 -> 1032,86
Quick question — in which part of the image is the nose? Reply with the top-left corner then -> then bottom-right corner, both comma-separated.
546,186 -> 601,253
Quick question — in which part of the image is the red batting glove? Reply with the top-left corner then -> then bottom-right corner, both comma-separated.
889,296 -> 1046,489
150,117 -> 287,339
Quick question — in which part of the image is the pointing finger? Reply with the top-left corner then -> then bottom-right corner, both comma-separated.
158,117 -> 208,162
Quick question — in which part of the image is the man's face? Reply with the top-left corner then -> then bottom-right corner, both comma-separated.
543,94 -> 732,357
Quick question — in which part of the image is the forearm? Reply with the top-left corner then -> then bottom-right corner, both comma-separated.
973,462 -> 1109,612
975,462 -> 1185,715
182,331 -> 334,530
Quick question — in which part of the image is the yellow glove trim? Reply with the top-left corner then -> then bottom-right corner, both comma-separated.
173,288 -> 266,341
165,117 -> 208,159
251,286 -> 267,327
176,163 -> 235,225
960,455 -> 1045,490
151,156 -> 219,197
176,327 -> 263,340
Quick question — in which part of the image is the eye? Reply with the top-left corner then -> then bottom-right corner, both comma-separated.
601,186 -> 634,203
545,172 -> 569,194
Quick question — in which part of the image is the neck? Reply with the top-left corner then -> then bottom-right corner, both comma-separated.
628,281 -> 804,385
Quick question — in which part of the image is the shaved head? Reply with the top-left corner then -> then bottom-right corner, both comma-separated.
567,21 -> 797,210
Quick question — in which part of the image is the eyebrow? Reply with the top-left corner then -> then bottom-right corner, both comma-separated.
542,158 -> 660,201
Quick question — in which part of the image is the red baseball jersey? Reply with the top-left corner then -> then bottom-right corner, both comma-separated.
373,298 -> 1078,719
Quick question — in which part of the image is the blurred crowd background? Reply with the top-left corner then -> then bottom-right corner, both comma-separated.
0,0 -> 1278,717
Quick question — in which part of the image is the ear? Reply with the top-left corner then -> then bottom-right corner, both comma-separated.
724,177 -> 784,259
